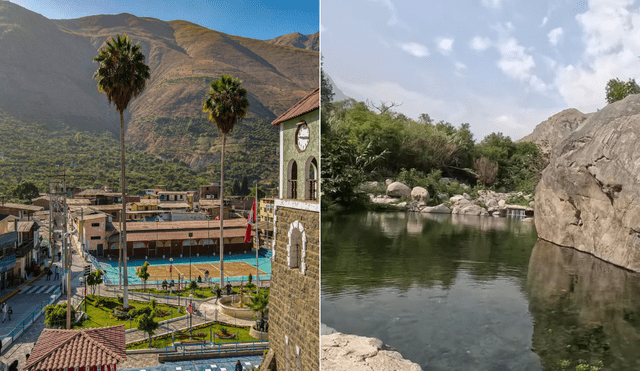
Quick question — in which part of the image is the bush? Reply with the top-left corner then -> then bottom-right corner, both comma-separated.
95,297 -> 107,307
128,306 -> 152,318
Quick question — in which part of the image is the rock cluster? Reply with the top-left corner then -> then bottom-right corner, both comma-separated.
369,180 -> 533,216
321,332 -> 422,371
535,94 -> 640,272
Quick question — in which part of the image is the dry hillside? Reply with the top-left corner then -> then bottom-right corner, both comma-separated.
0,2 -> 319,170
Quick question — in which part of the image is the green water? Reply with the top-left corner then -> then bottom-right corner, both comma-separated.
321,212 -> 640,371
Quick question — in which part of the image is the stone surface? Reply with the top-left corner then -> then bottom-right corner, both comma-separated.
498,199 -> 506,208
321,333 -> 422,371
535,94 -> 640,272
386,182 -> 411,199
519,108 -> 590,157
270,206 -> 319,370
452,203 -> 489,216
385,178 -> 394,186
420,204 -> 451,214
411,187 -> 429,203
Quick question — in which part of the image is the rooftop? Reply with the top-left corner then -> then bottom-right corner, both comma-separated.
25,325 -> 126,371
271,87 -> 319,126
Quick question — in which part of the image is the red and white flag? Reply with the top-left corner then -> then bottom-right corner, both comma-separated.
244,199 -> 256,244
214,215 -> 220,220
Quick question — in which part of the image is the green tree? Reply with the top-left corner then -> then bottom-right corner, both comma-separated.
137,261 -> 150,292
248,187 -> 266,199
203,75 -> 250,288
137,312 -> 159,346
240,175 -> 250,196
606,78 -> 640,104
12,181 -> 39,201
93,34 -> 150,310
419,113 -> 433,124
149,298 -> 159,316
231,179 -> 241,196
189,279 -> 198,294
321,55 -> 334,103
86,269 -> 104,295
45,302 -> 76,328
245,290 -> 269,331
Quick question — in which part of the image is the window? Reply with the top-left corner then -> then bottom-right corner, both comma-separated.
91,222 -> 100,227
287,220 -> 307,274
305,156 -> 318,201
90,236 -> 100,240
287,159 -> 298,199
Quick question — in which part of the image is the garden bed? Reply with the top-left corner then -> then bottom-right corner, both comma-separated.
74,295 -> 183,330
126,321 -> 254,350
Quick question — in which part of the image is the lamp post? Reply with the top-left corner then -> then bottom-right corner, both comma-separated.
80,277 -> 86,314
169,257 -> 173,291
188,293 -> 193,335
188,232 -> 193,281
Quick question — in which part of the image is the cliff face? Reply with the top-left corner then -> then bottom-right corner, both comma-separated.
534,94 -> 640,271
519,108 -> 590,158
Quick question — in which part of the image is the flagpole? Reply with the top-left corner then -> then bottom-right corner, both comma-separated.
255,181 -> 259,295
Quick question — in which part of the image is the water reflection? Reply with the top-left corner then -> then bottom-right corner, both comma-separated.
527,239 -> 640,371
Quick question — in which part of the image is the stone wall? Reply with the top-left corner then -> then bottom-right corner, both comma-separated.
269,205 -> 319,370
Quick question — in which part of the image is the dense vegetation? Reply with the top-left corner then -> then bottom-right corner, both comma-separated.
321,97 -> 545,210
0,112 -> 277,198
605,78 -> 640,104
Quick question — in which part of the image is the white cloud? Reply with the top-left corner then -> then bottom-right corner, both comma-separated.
455,61 -> 467,69
540,17 -> 548,27
470,36 -> 491,51
497,37 -> 535,81
554,0 -> 640,111
529,75 -> 547,93
548,27 -> 563,46
482,0 -> 506,9
399,42 -> 429,57
437,37 -> 454,55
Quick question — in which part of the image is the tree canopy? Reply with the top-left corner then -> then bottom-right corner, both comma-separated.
606,78 -> 640,104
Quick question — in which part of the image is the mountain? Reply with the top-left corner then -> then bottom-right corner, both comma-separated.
325,73 -> 349,102
518,108 -> 591,158
265,32 -> 319,51
0,2 -> 319,176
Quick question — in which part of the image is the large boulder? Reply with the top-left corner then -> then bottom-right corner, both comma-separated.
411,186 -> 429,203
535,94 -> 640,272
452,203 -> 489,216
386,182 -> 411,199
421,204 -> 451,214
519,108 -> 590,158
321,332 -> 422,371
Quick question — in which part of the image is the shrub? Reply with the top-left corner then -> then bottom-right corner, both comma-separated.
95,297 -> 107,307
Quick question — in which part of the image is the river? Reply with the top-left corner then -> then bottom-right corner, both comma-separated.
321,211 -> 640,371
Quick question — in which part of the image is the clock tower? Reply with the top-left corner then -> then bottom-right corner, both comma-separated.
263,88 -> 319,370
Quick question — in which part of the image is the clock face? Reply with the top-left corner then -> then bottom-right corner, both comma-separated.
296,123 -> 310,151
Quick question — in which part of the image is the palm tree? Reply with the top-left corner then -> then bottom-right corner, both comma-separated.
203,75 -> 250,288
93,34 -> 150,310
246,290 -> 269,331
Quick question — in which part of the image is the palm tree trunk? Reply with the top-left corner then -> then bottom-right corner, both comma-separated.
219,134 -> 226,288
120,110 -> 129,309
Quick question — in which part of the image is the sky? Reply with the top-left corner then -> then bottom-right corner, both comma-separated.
7,0 -> 319,39
321,0 -> 640,141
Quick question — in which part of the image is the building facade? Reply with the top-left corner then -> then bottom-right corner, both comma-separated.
266,88 -> 319,370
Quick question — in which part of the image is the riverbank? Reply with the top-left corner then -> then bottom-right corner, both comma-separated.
320,325 -> 422,370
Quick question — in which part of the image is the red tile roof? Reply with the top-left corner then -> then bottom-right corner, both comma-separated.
25,325 -> 126,371
271,88 -> 319,126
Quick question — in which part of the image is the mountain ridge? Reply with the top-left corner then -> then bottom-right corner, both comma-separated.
0,2 -> 318,175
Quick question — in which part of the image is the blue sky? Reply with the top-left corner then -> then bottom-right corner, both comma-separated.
8,0 -> 319,39
322,0 -> 640,141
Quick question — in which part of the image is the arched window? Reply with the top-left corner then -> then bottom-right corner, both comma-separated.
287,220 -> 307,274
287,159 -> 298,199
305,156 -> 318,201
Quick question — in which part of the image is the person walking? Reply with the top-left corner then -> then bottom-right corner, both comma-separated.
235,360 -> 242,371
54,266 -> 59,280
